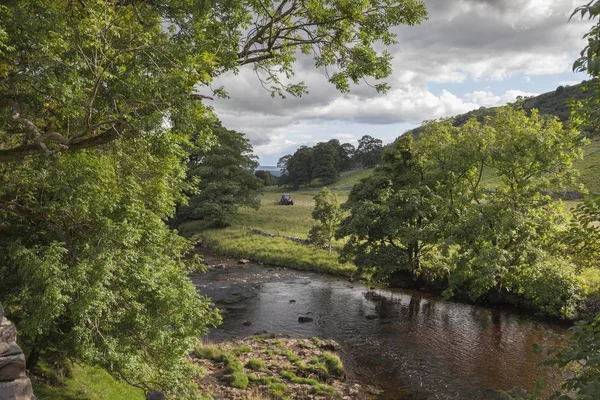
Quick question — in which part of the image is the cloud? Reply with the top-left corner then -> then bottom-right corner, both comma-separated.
208,0 -> 594,163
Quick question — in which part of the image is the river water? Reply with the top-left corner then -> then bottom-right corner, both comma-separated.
191,254 -> 566,399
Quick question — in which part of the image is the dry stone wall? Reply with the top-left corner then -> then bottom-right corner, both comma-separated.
0,303 -> 35,400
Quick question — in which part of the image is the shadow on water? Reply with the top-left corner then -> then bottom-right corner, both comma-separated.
192,258 -> 566,400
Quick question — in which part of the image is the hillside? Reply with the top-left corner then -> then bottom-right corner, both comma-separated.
407,79 -> 596,137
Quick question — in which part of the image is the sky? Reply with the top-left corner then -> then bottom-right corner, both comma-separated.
209,0 -> 595,166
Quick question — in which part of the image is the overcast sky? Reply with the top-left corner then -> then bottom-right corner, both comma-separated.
210,0 -> 594,166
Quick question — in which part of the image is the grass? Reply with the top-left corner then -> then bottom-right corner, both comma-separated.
268,382 -> 289,396
245,359 -> 267,371
195,342 -> 250,389
31,363 -> 144,400
197,228 -> 356,276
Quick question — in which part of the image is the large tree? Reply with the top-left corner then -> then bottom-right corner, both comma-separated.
0,0 -> 427,161
338,135 -> 441,281
176,123 -> 263,228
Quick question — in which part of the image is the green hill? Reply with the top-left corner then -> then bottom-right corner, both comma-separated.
408,79 -> 596,138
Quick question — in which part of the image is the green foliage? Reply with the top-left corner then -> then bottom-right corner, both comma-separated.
309,188 -> 345,254
255,170 -> 278,186
339,107 -> 586,317
572,1 -> 600,76
504,315 -> 600,400
339,134 -> 441,281
175,123 -> 263,228
565,197 -> 600,271
0,144 -> 221,396
31,363 -> 145,400
312,142 -> 340,185
355,135 -> 384,167
279,141 -> 376,189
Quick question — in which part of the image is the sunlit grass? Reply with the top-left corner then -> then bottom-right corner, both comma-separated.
198,228 -> 356,276
31,363 -> 144,400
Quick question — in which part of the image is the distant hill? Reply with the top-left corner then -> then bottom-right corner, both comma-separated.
407,79 -> 597,137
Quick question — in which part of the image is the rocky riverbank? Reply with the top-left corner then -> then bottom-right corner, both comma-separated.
192,334 -> 379,399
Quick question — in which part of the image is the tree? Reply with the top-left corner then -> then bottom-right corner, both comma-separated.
355,135 -> 384,167
277,155 -> 293,186
288,146 -> 314,189
422,108 -> 582,315
309,188 -> 344,254
0,136 -> 221,397
255,170 -> 278,186
0,0 -> 427,161
339,142 -> 357,171
312,142 -> 339,185
338,135 -> 441,280
175,123 -> 264,228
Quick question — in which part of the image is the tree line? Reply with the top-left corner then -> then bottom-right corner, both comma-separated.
271,135 -> 384,189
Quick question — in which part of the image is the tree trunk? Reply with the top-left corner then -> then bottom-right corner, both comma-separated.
27,347 -> 41,372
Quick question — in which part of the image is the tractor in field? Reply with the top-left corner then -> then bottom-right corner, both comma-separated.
279,194 -> 294,205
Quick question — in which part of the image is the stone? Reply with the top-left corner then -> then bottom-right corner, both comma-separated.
146,391 -> 165,400
298,316 -> 313,323
0,377 -> 35,400
289,300 -> 296,303
238,259 -> 250,264
365,314 -> 378,320
0,343 -> 26,381
242,321 -> 252,326
0,320 -> 16,344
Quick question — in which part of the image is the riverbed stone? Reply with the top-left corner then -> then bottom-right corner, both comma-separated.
0,302 -> 36,400
0,319 -> 16,344
0,343 -> 26,381
146,391 -> 165,400
298,316 -> 313,323
0,377 -> 35,400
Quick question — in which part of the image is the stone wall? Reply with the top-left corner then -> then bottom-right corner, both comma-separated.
0,303 -> 35,400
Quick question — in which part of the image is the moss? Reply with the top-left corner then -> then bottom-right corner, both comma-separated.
309,337 -> 322,346
233,344 -> 252,355
225,354 -> 244,374
268,382 -> 289,396
245,359 -> 266,371
194,344 -> 223,361
230,371 -> 249,389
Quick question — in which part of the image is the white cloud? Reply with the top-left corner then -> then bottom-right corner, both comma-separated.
208,0 -> 595,163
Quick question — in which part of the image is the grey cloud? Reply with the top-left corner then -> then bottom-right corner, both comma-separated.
209,0 -> 593,162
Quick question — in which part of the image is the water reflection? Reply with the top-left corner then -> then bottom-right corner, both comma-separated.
192,264 -> 564,400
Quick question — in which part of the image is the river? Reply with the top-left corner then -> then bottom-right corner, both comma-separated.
191,252 -> 566,399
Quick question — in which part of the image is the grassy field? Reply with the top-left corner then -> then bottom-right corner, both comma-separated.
179,171 -> 370,276
31,363 -> 144,400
